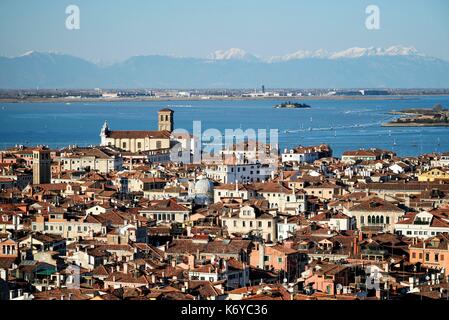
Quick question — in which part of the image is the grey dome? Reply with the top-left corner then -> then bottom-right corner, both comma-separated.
194,178 -> 214,195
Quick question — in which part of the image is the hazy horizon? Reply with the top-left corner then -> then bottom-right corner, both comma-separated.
0,0 -> 448,64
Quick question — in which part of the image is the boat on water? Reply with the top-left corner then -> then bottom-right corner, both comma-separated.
274,102 -> 311,109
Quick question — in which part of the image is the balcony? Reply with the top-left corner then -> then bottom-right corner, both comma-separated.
361,224 -> 387,232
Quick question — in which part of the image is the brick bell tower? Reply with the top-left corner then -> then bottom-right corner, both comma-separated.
158,108 -> 174,132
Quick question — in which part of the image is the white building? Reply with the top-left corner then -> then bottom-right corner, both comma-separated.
138,198 -> 190,224
395,211 -> 449,239
431,153 -> 449,167
59,146 -> 123,173
221,204 -> 277,242
205,162 -> 274,184
281,144 -> 332,164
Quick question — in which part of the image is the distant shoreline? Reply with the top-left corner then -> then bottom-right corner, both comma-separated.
381,122 -> 449,127
0,95 -> 438,104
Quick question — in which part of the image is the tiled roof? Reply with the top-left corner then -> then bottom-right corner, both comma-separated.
107,130 -> 171,139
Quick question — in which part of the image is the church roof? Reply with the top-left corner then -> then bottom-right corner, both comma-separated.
107,130 -> 171,139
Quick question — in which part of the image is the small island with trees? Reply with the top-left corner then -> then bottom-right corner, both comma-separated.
382,104 -> 449,127
274,101 -> 311,109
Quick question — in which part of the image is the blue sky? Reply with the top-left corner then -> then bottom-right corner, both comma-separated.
0,0 -> 448,63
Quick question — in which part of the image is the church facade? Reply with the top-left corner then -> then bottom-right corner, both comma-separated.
100,109 -> 174,153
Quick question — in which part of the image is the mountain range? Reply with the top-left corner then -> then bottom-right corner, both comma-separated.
1,46 -> 448,89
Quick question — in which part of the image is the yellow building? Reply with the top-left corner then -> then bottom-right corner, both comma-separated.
100,109 -> 173,152
418,168 -> 449,182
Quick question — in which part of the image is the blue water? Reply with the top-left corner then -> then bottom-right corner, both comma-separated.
1,96 -> 448,157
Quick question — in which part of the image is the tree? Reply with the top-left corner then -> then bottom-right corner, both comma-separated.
433,104 -> 444,113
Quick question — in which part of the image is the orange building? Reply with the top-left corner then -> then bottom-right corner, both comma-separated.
409,233 -> 449,278
250,242 -> 303,280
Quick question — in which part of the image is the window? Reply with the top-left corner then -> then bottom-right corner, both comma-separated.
425,253 -> 430,262
242,221 -> 246,227
156,141 -> 162,149
122,142 -> 127,149
278,257 -> 283,263
412,252 -> 416,259
258,221 -> 262,228
435,254 -> 439,262
137,142 -> 142,149
268,221 -> 272,228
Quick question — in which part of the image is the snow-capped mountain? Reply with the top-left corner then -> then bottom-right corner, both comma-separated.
267,45 -> 423,62
329,46 -> 422,59
1,46 -> 448,88
268,49 -> 331,62
210,48 -> 259,61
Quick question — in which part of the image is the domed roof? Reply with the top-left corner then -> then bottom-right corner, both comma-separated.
194,177 -> 214,195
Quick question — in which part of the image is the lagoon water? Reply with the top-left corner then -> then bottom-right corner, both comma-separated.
1,96 -> 448,157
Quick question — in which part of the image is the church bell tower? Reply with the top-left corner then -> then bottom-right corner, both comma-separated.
158,109 -> 174,132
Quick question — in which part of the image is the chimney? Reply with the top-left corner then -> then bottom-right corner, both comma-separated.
171,259 -> 176,267
123,263 -> 128,274
188,255 -> 195,269
186,226 -> 192,237
151,274 -> 156,283
353,235 -> 358,256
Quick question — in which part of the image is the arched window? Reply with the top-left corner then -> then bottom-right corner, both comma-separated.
376,216 -> 380,224
368,216 -> 371,224
380,216 -> 384,224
